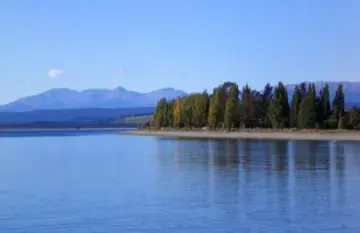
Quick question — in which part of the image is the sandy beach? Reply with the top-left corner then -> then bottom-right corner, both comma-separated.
120,129 -> 360,141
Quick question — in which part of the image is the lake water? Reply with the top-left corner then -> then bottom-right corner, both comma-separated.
1,130 -> 360,232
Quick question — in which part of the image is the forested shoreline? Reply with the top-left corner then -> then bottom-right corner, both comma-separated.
150,81 -> 360,131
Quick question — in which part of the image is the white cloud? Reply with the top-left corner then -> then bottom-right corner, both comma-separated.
48,69 -> 64,78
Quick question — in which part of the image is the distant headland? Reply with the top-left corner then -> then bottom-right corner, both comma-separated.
144,81 -> 360,133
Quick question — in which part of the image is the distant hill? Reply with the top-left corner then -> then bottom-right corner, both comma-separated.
0,87 -> 186,112
0,107 -> 154,124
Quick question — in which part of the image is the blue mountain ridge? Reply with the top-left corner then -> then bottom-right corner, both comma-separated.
1,81 -> 359,113
0,87 -> 187,112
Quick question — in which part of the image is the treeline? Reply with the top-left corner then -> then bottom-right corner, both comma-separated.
151,81 -> 360,130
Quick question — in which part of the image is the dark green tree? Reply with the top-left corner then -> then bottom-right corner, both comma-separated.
348,107 -> 360,129
303,83 -> 315,98
173,97 -> 182,128
309,83 -> 324,128
315,96 -> 325,128
192,94 -> 206,128
201,90 -> 210,127
208,88 -> 219,129
315,84 -> 330,128
298,94 -> 317,129
320,83 -> 331,119
260,83 -> 273,127
310,83 -> 316,98
298,82 -> 307,98
166,100 -> 174,127
290,85 -> 302,127
216,84 -> 227,125
338,115 -> 348,130
268,82 -> 290,128
181,96 -> 194,129
239,84 -> 252,128
332,83 -> 345,123
163,101 -> 169,127
224,84 -> 239,131
152,98 -> 167,129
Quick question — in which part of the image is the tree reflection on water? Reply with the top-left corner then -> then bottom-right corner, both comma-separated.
155,137 -> 359,174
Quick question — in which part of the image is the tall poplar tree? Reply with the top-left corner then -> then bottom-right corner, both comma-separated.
192,94 -> 205,128
166,100 -> 174,127
173,97 -> 182,128
239,84 -> 252,128
152,98 -> 167,129
224,84 -> 239,131
182,96 -> 193,129
163,101 -> 169,127
208,88 -> 218,130
201,90 -> 210,126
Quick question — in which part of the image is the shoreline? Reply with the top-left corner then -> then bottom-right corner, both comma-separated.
120,129 -> 360,141
0,127 -> 134,132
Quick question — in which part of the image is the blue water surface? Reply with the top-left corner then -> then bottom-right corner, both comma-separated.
0,131 -> 360,232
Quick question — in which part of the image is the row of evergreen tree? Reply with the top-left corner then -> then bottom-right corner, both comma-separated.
150,81 -> 360,130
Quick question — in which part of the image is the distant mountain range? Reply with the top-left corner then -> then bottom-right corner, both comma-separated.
0,81 -> 359,112
0,87 -> 187,112
0,107 -> 154,125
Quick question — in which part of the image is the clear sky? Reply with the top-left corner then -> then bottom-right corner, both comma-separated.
0,0 -> 359,104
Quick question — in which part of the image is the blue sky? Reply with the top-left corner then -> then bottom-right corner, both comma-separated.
0,0 -> 359,104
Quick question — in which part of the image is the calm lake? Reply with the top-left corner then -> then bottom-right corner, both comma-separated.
1,130 -> 360,232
